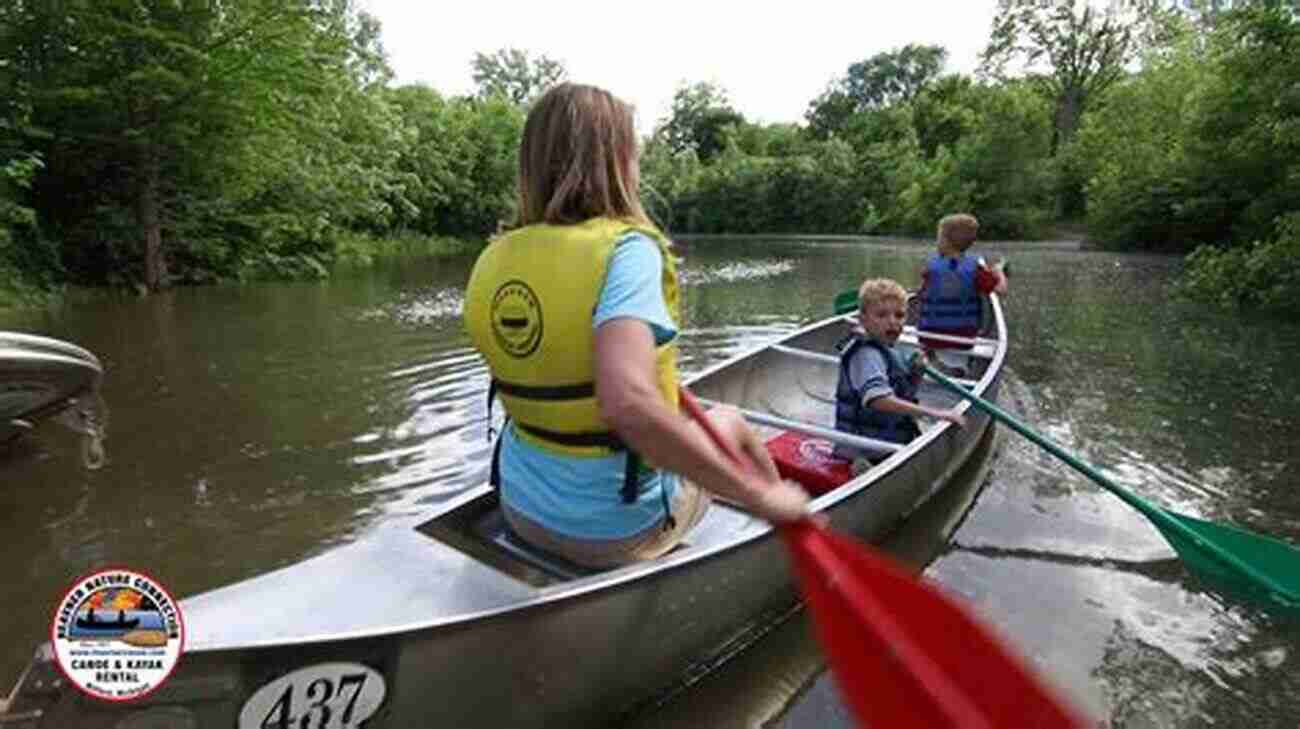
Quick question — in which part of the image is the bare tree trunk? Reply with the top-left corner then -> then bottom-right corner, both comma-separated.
1052,86 -> 1084,156
136,141 -> 167,291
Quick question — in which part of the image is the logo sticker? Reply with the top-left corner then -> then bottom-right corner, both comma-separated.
490,280 -> 543,358
796,437 -> 837,465
51,568 -> 185,702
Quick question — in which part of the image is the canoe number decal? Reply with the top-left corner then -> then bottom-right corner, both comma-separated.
491,279 -> 543,358
239,662 -> 386,729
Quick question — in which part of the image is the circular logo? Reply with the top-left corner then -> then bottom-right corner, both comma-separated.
51,568 -> 185,702
797,437 -> 836,465
490,280 -> 543,358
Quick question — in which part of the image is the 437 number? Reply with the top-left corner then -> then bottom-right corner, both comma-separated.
240,663 -> 386,729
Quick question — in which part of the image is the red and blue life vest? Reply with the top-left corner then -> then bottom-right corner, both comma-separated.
919,254 -> 982,332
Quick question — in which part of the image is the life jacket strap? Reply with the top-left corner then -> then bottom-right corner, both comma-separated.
492,378 -> 595,400
489,417 -> 507,488
485,380 -> 669,516
513,421 -> 626,450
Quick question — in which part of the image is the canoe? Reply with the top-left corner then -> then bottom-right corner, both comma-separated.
0,298 -> 1008,728
0,332 -> 102,442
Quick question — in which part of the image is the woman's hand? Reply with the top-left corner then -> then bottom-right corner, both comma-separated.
751,478 -> 812,524
704,406 -> 813,524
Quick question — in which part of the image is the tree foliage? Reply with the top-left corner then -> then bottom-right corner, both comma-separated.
806,44 -> 947,139
981,0 -> 1134,152
653,82 -> 746,164
3,0 -> 417,289
642,69 -> 1055,240
1,0 -> 1297,316
470,47 -> 567,105
1078,4 -> 1299,251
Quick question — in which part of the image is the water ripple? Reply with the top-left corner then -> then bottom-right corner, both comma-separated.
679,259 -> 796,285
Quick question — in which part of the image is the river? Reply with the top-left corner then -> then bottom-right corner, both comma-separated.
2,237 -> 1297,728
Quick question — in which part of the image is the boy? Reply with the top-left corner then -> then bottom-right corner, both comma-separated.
835,278 -> 966,464
917,213 -> 1007,376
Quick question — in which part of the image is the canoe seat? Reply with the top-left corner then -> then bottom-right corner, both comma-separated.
472,508 -> 605,581
765,431 -> 854,495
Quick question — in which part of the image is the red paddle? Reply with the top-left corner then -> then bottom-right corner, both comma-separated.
678,386 -> 1090,729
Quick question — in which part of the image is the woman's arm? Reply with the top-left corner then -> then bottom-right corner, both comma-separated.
593,318 -> 809,523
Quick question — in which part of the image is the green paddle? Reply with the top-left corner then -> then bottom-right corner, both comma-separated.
923,363 -> 1300,614
833,289 -> 859,315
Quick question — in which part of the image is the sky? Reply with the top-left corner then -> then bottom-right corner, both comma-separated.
356,0 -> 1001,133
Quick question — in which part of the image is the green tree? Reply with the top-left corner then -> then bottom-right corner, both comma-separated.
806,44 -> 947,139
389,85 -> 524,236
1178,4 -> 1300,245
910,75 -> 980,158
0,3 -> 46,289
981,0 -> 1134,153
655,81 -> 745,164
729,122 -> 808,158
1079,5 -> 1299,250
1071,25 -> 1203,249
8,0 -> 405,289
470,47 -> 567,105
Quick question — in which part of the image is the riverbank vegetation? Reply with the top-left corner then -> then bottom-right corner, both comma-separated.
1,1 -> 1296,312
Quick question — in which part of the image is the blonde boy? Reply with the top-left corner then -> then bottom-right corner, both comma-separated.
834,278 -> 965,460
917,213 -> 1007,375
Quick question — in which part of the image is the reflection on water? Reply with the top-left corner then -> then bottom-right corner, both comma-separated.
1,240 -> 1298,728
677,258 -> 797,286
51,390 -> 109,470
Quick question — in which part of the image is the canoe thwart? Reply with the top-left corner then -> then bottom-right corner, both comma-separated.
769,344 -> 979,389
695,397 -> 902,456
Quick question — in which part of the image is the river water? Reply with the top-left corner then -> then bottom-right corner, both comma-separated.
2,238 -> 1297,728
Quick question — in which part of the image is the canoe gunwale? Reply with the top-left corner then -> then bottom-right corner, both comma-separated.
0,299 -> 1009,729
171,295 -> 1008,652
0,344 -> 104,434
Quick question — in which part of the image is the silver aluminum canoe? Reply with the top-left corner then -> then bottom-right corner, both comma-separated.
0,332 -> 102,442
0,297 -> 1007,729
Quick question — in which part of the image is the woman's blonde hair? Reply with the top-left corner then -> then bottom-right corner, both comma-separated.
517,83 -> 648,226
858,278 -> 908,311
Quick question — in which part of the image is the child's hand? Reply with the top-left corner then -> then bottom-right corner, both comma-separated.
909,350 -> 929,375
942,410 -> 967,428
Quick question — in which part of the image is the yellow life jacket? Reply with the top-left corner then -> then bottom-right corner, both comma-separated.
464,217 -> 681,460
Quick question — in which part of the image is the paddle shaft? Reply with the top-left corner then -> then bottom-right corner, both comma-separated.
922,364 -> 1298,603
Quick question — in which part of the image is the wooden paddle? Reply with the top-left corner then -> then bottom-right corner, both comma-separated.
678,385 -> 1089,729
922,364 -> 1300,615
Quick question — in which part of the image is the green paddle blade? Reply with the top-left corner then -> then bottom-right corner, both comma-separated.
1158,511 -> 1300,614
833,289 -> 858,315
921,363 -> 1300,617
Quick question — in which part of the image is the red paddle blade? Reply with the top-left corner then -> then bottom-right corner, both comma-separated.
782,521 -> 1090,729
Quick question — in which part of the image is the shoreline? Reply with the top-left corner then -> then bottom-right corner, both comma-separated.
675,233 -> 1088,250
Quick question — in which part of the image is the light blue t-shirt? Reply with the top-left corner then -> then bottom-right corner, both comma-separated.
498,232 -> 681,539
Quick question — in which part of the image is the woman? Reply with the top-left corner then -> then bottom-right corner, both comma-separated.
464,83 -> 808,568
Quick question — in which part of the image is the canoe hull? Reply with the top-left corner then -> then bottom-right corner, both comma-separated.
0,333 -> 102,441
1,302 -> 1006,728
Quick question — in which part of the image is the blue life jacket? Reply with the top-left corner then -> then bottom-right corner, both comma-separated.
919,254 -> 982,331
835,336 -> 922,445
